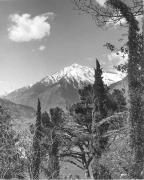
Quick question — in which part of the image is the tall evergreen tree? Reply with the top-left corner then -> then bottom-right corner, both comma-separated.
47,107 -> 64,179
93,59 -> 107,119
91,59 -> 111,179
41,111 -> 52,128
32,99 -> 42,180
41,107 -> 64,179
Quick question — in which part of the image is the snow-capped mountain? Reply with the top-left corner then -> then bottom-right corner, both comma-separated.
40,63 -> 125,87
5,64 -> 126,111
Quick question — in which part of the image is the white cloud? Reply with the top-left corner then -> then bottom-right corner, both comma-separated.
8,12 -> 54,42
39,45 -> 46,51
107,17 -> 126,27
107,52 -> 128,64
95,0 -> 106,6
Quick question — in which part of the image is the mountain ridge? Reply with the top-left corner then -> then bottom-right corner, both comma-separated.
5,63 -> 126,111
0,97 -> 35,131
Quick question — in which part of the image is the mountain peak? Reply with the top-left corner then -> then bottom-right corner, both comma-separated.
5,63 -> 126,111
70,63 -> 81,67
40,63 -> 125,87
40,63 -> 94,86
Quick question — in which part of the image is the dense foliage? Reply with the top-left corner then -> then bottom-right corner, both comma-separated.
0,106 -> 24,179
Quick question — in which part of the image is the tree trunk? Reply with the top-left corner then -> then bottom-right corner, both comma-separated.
32,99 -> 42,180
127,9 -> 144,180
47,153 -> 59,179
107,0 -> 144,178
84,167 -> 90,178
32,139 -> 41,180
47,135 -> 59,179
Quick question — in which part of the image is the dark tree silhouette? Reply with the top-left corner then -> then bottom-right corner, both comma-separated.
32,99 -> 42,180
91,59 -> 112,179
42,107 -> 65,179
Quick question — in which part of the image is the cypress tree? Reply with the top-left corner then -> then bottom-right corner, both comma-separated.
41,111 -> 52,128
91,59 -> 111,179
93,59 -> 107,119
47,131 -> 59,179
39,108 -> 64,179
47,107 -> 63,179
32,99 -> 42,180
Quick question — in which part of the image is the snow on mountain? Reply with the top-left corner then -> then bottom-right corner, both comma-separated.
40,63 -> 125,87
2,64 -> 125,97
4,63 -> 126,111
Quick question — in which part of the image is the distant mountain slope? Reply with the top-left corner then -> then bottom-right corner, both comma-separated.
0,98 -> 35,131
5,64 -> 125,111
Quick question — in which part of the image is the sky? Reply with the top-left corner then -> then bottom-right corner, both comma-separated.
0,0 -> 128,91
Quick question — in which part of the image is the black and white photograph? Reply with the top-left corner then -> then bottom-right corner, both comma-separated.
0,0 -> 143,179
